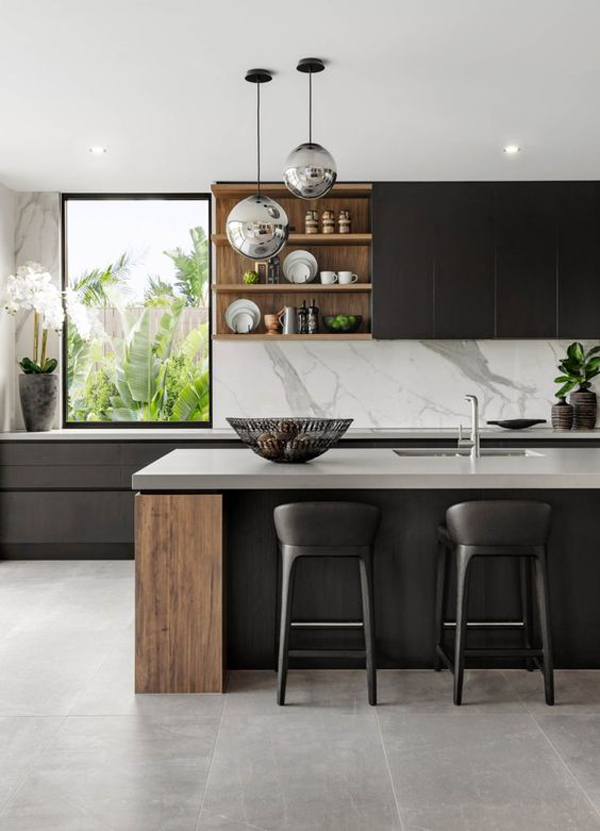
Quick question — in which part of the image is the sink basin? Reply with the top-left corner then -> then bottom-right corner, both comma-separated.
393,448 -> 544,458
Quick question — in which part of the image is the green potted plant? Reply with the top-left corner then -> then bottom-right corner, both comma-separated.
3,262 -> 64,431
554,342 -> 600,430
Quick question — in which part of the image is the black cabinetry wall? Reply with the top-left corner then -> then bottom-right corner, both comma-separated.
373,181 -> 600,339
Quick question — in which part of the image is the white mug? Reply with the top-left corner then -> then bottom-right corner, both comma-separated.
320,271 -> 338,284
338,271 -> 358,284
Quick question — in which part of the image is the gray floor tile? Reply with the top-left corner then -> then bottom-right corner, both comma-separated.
378,711 -> 600,830
504,670 -> 600,713
71,630 -> 224,719
0,714 -> 220,831
0,630 -> 120,716
224,670 -> 373,715
0,716 -> 63,810
377,669 -> 527,713
536,714 -> 600,814
201,710 -> 401,830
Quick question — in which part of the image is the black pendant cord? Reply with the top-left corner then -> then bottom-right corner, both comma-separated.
308,71 -> 312,145
256,82 -> 261,197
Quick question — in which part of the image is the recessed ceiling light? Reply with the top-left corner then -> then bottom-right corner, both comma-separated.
89,146 -> 107,155
503,145 -> 521,155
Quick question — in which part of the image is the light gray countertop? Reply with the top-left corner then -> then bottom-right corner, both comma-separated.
2,426 -> 600,441
132,447 -> 600,491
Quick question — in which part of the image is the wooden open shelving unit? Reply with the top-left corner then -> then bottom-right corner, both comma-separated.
211,182 -> 373,341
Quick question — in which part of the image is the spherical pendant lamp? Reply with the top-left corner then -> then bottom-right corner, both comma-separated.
283,58 -> 337,200
226,69 -> 289,260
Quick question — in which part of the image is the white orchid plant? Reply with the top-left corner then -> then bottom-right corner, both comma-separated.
3,261 -> 65,374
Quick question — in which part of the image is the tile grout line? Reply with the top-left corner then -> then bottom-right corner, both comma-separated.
375,708 -> 406,831
501,671 -> 600,822
532,713 -> 600,821
0,712 -> 70,819
193,695 -> 226,831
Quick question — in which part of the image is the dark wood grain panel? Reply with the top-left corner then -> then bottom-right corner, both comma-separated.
372,182 -> 435,338
135,494 -> 225,693
433,183 -> 495,338
494,182 -> 558,337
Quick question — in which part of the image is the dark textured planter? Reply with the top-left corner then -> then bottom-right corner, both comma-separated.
569,389 -> 598,430
551,399 -> 574,431
19,373 -> 59,432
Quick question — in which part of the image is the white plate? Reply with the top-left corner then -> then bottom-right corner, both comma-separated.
231,311 -> 254,334
225,299 -> 261,333
287,260 -> 312,284
283,250 -> 318,283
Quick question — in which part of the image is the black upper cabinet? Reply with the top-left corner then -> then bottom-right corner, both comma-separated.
372,183 -> 435,338
556,182 -> 600,338
493,183 -> 558,338
372,181 -> 600,340
434,184 -> 495,338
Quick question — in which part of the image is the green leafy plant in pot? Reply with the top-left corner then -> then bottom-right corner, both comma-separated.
555,342 -> 600,430
3,262 -> 64,431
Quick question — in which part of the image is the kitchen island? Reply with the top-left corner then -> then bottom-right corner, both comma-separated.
133,447 -> 600,693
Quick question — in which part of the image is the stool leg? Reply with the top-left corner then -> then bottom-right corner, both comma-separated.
533,549 -> 554,706
434,540 -> 448,671
359,553 -> 377,706
454,547 -> 474,706
277,548 -> 299,706
520,557 -> 535,672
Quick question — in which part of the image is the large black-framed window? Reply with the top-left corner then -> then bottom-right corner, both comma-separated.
61,193 -> 212,428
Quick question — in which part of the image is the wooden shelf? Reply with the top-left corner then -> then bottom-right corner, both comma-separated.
213,333 -> 372,341
211,233 -> 372,246
213,284 -> 372,293
212,183 -> 372,198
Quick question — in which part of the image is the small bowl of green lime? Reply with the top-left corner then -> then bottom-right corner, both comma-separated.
322,314 -> 362,334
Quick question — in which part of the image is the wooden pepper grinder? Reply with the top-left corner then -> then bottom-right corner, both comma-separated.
321,209 -> 335,234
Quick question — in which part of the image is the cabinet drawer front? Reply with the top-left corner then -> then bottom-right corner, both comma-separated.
0,465 -> 122,489
0,442 -> 121,466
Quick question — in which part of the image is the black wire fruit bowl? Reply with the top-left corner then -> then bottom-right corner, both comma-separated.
227,417 -> 353,463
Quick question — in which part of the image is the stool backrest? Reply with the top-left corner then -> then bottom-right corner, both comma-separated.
274,501 -> 380,547
446,500 -> 551,547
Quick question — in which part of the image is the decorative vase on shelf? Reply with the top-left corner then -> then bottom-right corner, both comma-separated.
569,388 -> 597,430
551,398 -> 574,431
19,373 -> 59,432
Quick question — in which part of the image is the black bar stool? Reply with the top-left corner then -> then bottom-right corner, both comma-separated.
435,500 -> 554,706
274,501 -> 380,706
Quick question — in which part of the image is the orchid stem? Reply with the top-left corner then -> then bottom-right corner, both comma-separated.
33,312 -> 39,365
41,328 -> 48,368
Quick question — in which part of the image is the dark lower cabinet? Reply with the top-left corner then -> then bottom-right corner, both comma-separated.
372,180 -> 600,340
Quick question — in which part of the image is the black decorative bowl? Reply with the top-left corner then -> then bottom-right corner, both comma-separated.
227,417 -> 353,463
322,315 -> 362,334
487,419 -> 547,430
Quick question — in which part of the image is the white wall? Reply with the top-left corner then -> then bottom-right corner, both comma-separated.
0,183 -> 16,430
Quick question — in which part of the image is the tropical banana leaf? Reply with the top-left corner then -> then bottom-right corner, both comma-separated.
170,372 -> 210,421
123,308 -> 157,403
153,299 -> 184,360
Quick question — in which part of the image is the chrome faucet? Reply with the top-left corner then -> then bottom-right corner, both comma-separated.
458,394 -> 481,459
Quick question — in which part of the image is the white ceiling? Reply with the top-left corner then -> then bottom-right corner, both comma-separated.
2,0 -> 600,192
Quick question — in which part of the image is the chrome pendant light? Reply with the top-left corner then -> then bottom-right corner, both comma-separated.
283,58 -> 337,200
226,69 -> 289,260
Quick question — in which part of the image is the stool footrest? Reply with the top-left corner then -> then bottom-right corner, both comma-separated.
464,647 -> 543,658
291,621 -> 364,629
288,649 -> 367,659
443,621 -> 525,630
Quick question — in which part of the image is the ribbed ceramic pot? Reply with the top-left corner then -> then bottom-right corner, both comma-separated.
551,399 -> 574,431
19,373 -> 59,432
569,389 -> 598,430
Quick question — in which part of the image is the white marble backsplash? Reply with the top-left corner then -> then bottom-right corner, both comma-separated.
213,339 -> 577,428
5,190 -> 592,431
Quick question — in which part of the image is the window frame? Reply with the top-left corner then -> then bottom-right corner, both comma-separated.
61,192 -> 213,429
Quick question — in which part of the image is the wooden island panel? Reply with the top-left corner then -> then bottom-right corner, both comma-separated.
135,494 -> 224,693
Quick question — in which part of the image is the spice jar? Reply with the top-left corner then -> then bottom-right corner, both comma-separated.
321,209 -> 335,234
338,210 -> 352,234
305,210 -> 318,234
